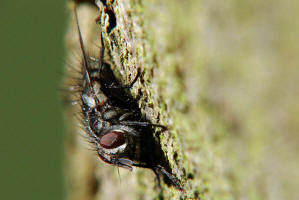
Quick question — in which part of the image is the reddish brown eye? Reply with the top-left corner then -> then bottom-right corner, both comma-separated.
100,131 -> 126,149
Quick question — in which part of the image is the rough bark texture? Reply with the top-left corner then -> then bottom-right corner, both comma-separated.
63,0 -> 299,200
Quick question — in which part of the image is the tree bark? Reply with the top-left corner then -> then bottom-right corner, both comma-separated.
63,0 -> 299,200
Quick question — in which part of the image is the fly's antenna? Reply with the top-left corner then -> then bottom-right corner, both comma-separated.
74,4 -> 92,87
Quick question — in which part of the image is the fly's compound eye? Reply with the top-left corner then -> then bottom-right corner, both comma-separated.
100,130 -> 126,149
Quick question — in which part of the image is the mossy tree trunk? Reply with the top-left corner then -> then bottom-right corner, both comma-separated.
64,0 -> 299,200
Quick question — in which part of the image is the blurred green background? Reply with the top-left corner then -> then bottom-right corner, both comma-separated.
0,1 -> 65,200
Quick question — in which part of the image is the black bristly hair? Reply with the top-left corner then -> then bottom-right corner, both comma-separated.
67,3 -> 184,191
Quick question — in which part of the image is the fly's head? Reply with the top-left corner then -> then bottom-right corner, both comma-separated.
81,87 -> 141,170
95,125 -> 140,170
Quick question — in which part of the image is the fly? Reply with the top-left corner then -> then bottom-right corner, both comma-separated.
67,3 -> 184,191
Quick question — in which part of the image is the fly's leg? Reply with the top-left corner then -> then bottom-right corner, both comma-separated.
132,163 -> 184,191
97,151 -> 133,170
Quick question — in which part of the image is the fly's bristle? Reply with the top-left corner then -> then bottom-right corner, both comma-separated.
73,4 -> 92,87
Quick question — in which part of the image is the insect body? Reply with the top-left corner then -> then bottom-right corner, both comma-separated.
70,5 -> 183,191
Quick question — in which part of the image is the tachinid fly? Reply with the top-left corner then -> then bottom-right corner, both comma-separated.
66,3 -> 183,191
